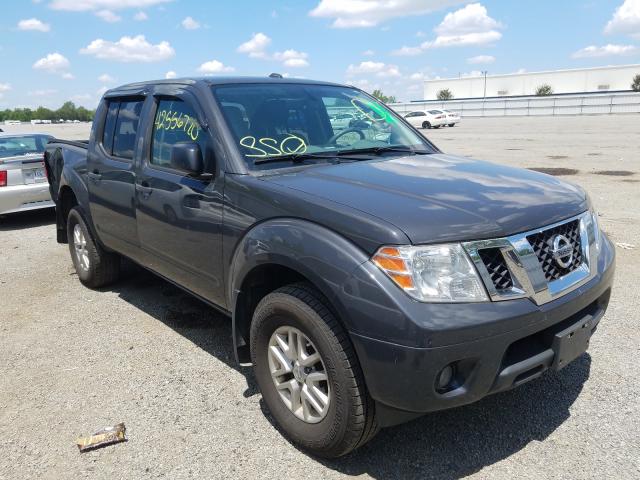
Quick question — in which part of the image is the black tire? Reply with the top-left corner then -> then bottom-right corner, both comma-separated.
422,121 -> 431,129
66,207 -> 120,288
250,283 -> 378,458
448,123 -> 455,127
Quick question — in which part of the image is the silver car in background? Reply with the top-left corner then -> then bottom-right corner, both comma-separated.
0,133 -> 53,215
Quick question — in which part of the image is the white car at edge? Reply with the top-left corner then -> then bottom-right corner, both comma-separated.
403,110 -> 447,129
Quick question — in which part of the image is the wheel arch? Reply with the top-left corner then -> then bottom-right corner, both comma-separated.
228,218 -> 370,364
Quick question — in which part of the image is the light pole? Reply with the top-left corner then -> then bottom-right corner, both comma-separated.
482,70 -> 488,98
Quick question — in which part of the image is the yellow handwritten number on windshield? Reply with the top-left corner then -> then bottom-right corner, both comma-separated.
240,135 -> 307,158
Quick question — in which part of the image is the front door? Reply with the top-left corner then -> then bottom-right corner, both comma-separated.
135,93 -> 226,307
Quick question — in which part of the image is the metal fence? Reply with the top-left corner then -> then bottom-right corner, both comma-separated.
389,92 -> 640,117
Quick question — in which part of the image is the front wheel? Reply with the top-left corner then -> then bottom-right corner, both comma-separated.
67,207 -> 120,288
448,123 -> 455,127
250,283 -> 378,458
422,121 -> 431,129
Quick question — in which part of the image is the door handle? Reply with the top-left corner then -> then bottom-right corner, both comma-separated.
136,183 -> 153,199
87,171 -> 102,184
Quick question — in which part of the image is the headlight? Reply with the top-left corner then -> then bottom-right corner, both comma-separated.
371,244 -> 489,303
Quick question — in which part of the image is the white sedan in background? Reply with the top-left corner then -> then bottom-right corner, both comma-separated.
439,109 -> 461,127
0,133 -> 54,215
403,110 -> 447,129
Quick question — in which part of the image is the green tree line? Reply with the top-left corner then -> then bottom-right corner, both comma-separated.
0,101 -> 95,122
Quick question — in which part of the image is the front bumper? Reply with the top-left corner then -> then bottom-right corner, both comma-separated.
0,183 -> 53,215
344,235 -> 615,427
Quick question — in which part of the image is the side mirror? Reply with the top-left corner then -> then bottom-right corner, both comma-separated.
170,142 -> 204,175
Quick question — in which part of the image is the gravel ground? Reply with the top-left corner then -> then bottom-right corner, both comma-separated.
1,116 -> 639,479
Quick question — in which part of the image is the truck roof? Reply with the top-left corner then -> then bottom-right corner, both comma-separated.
104,76 -> 346,97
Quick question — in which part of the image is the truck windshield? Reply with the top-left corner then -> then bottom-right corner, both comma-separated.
212,84 -> 436,170
0,134 -> 50,159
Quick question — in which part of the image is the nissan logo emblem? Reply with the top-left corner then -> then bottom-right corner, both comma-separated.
551,234 -> 574,268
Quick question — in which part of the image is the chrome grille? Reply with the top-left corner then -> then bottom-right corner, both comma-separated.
526,219 -> 582,281
478,248 -> 513,290
463,212 -> 597,306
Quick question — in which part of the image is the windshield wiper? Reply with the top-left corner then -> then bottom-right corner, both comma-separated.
253,152 -> 338,165
335,146 -> 432,157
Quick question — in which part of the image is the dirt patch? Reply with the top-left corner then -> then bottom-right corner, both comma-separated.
506,148 -> 523,151
546,155 -> 569,160
594,170 -> 635,177
529,167 -> 579,176
621,179 -> 639,183
587,153 -> 602,156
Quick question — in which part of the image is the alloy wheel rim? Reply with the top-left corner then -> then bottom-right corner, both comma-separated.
267,326 -> 330,423
73,224 -> 90,271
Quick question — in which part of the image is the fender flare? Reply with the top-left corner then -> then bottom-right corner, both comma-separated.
228,218 -> 371,363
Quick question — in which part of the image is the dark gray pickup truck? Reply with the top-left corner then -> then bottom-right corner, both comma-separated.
45,76 -> 615,457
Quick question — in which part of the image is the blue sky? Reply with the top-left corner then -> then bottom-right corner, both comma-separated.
1,0 -> 639,108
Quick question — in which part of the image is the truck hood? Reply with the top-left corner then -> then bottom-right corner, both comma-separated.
262,153 -> 588,244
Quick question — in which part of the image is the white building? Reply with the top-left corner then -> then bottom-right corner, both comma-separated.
423,64 -> 640,100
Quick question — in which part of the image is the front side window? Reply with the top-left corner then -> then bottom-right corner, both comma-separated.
213,84 -> 435,171
151,98 -> 207,169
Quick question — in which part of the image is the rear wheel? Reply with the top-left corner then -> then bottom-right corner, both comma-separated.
250,283 -> 378,458
448,123 -> 455,127
67,207 -> 120,288
422,121 -> 431,129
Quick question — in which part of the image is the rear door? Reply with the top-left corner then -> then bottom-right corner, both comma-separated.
87,97 -> 147,259
135,88 -> 226,306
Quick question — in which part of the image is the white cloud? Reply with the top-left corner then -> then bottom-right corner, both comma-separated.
134,11 -> 147,20
347,61 -> 401,77
62,72 -> 75,79
435,2 -> 501,36
0,83 -> 11,92
98,73 -> 115,82
197,59 -> 235,74
80,35 -> 175,62
604,0 -> 640,37
572,44 -> 638,58
392,3 -> 502,55
165,70 -> 177,79
49,0 -> 172,11
29,88 -> 57,96
467,54 -> 495,64
362,49 -> 375,56
181,16 -> 200,30
392,45 -> 424,56
97,86 -> 109,97
273,50 -> 309,67
32,52 -> 71,76
309,0 -> 466,28
17,18 -> 51,32
95,9 -> 121,22
237,33 -> 308,67
237,32 -> 271,58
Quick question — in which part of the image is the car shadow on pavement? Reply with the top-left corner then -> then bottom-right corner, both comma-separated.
0,208 -> 55,231
104,267 -> 590,479
101,266 -> 260,397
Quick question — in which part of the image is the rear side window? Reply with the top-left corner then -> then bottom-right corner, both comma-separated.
101,98 -> 144,159
151,98 -> 206,169
102,102 -> 119,154
113,100 -> 143,159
